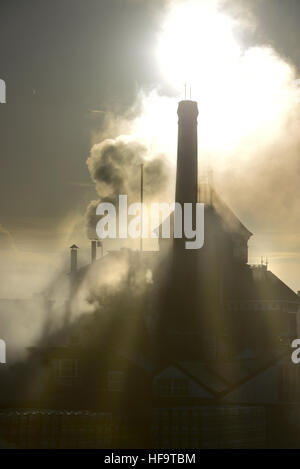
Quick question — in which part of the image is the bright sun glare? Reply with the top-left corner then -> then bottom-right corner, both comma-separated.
132,0 -> 297,163
157,0 -> 240,90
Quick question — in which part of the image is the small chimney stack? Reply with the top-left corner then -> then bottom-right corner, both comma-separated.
91,240 -> 97,263
70,245 -> 79,273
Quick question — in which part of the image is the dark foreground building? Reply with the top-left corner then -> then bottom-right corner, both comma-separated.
1,100 -> 300,448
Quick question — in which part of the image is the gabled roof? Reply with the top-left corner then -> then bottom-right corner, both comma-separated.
210,349 -> 287,389
218,350 -> 290,403
154,360 -> 230,397
154,347 -> 290,402
176,361 -> 229,395
254,269 -> 300,303
208,187 -> 252,239
227,265 -> 300,304
157,184 -> 252,240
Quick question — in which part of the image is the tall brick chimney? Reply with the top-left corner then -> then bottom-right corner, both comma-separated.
165,100 -> 200,351
175,100 -> 198,206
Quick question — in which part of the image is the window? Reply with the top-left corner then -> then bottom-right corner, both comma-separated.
56,359 -> 79,378
280,363 -> 300,402
70,335 -> 80,345
173,379 -> 188,396
233,241 -> 247,263
107,371 -> 125,392
288,314 -> 297,337
156,378 -> 189,396
157,378 -> 171,396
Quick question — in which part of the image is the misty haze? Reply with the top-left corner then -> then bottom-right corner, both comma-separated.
1,0 -> 300,452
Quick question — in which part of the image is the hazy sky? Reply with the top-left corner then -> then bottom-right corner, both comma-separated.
0,1 -> 165,238
1,0 -> 300,292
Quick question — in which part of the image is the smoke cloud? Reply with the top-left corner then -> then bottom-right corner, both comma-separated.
3,0 -> 300,365
85,135 -> 170,240
147,0 -> 300,290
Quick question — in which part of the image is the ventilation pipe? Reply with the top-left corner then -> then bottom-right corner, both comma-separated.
70,245 -> 79,273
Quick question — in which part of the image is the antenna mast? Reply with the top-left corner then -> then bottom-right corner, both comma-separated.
140,163 -> 144,252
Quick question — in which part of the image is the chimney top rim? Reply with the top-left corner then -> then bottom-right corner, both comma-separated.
177,100 -> 199,117
178,99 -> 198,106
